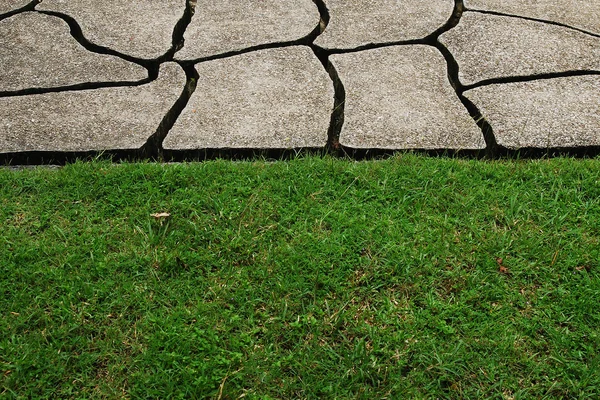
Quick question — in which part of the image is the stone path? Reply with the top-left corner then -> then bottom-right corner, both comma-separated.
1,0 -> 599,162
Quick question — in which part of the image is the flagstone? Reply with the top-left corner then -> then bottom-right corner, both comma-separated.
315,0 -> 453,49
176,0 -> 319,60
330,45 -> 484,149
464,76 -> 600,149
440,13 -> 600,85
37,0 -> 185,59
165,47 -> 332,149
0,12 -> 147,92
0,63 -> 186,153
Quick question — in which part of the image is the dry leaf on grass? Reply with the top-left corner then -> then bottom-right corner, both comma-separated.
496,257 -> 510,275
150,212 -> 171,219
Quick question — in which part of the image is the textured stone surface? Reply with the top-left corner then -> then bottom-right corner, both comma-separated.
440,13 -> 600,85
0,0 -> 29,14
165,47 -> 332,149
0,12 -> 147,91
464,0 -> 600,35
0,63 -> 186,153
38,0 -> 184,59
315,0 -> 453,49
331,46 -> 484,149
176,0 -> 319,60
464,76 -> 600,149
2,1 -> 599,157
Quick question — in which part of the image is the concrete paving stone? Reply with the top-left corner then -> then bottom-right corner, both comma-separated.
314,0 -> 453,49
440,13 -> 600,85
176,0 -> 319,60
464,0 -> 600,35
464,76 -> 600,149
37,0 -> 185,59
0,12 -> 147,92
0,63 -> 186,153
165,47 -> 333,149
0,0 -> 29,14
330,45 -> 484,149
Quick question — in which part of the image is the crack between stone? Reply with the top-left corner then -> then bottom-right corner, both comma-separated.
181,41 -> 300,65
467,9 -> 600,39
0,79 -> 154,98
433,40 -> 500,156
167,0 -> 197,60
138,62 -> 199,159
307,0 -> 330,43
425,0 -> 465,40
0,0 -> 40,22
462,70 -> 600,91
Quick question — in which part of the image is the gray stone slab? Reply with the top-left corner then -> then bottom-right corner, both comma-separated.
0,0 -> 29,14
165,47 -> 332,149
0,63 -> 186,153
464,76 -> 600,149
175,0 -> 319,60
314,0 -> 453,49
330,46 -> 484,150
37,0 -> 185,59
0,12 -> 147,92
464,0 -> 600,35
440,13 -> 600,85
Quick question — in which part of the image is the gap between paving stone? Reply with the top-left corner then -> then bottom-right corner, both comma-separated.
468,9 -> 600,39
0,0 -> 39,21
463,0 -> 600,37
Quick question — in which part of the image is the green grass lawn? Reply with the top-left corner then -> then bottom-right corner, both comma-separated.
1,155 -> 599,399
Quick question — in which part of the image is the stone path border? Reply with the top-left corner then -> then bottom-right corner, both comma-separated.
1,0 -> 599,164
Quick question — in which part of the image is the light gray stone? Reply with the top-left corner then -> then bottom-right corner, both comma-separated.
0,12 -> 147,91
0,63 -> 186,153
165,47 -> 332,149
464,76 -> 600,149
37,0 -> 185,59
464,0 -> 600,35
440,13 -> 600,85
176,0 -> 319,60
314,0 -> 453,49
0,0 -> 29,14
330,46 -> 484,149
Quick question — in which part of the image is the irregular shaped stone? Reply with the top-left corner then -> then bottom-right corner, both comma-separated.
314,0 -> 453,49
165,47 -> 332,149
464,76 -> 600,149
176,0 -> 319,60
464,0 -> 600,35
37,0 -> 184,59
0,0 -> 30,14
0,63 -> 186,153
330,46 -> 484,149
0,12 -> 147,92
440,13 -> 600,85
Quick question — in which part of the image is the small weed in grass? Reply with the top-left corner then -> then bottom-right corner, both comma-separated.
1,155 -> 599,398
